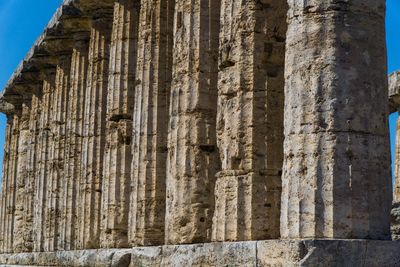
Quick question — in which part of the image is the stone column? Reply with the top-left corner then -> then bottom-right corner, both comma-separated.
60,44 -> 89,251
79,17 -> 112,249
44,57 -> 71,252
23,95 -> 41,252
212,0 -> 287,242
129,0 -> 174,246
394,113 -> 400,202
0,116 -> 19,253
165,0 -> 221,244
101,0 -> 139,248
281,1 -> 391,239
33,79 -> 55,252
13,104 -> 31,252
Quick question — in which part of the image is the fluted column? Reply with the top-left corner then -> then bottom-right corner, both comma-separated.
0,115 -> 19,253
23,95 -> 41,252
33,79 -> 55,252
44,57 -> 71,252
129,0 -> 174,246
165,0 -> 220,244
212,0 -> 287,242
0,123 -> 11,252
60,44 -> 89,250
79,17 -> 112,249
281,1 -> 391,239
394,113 -> 400,202
101,0 -> 139,248
13,104 -> 31,252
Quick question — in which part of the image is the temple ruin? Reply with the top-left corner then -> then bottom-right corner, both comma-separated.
0,0 -> 399,266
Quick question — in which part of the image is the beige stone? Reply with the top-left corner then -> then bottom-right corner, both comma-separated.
101,0 -> 139,248
281,0 -> 391,239
212,0 -> 286,242
165,0 -> 221,245
129,0 -> 174,246
0,0 -> 397,265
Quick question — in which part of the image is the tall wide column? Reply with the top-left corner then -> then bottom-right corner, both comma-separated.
165,0 -> 221,244
129,0 -> 174,246
79,18 -> 112,249
60,44 -> 89,250
33,79 -> 55,252
101,0 -> 139,248
13,104 -> 31,253
0,115 -> 19,253
281,1 -> 391,239
212,0 -> 286,242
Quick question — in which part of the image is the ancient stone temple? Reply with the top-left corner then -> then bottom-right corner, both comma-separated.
0,0 -> 399,266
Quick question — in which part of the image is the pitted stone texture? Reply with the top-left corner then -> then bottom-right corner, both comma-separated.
131,240 -> 400,267
102,0 -> 138,238
213,0 -> 286,242
391,202 -> 400,240
395,115 -> 400,202
129,0 -> 174,247
61,46 -> 89,251
165,0 -> 221,245
281,0 -> 391,239
5,241 -> 400,267
79,19 -> 112,250
389,71 -> 400,113
0,249 -> 131,267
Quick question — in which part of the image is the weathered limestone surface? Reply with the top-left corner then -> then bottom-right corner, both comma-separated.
101,0 -> 139,249
389,71 -> 400,113
13,105 -> 31,253
165,0 -> 221,245
281,0 -> 392,239
212,0 -> 286,242
0,240 -> 400,267
0,0 -> 399,266
62,46 -> 89,251
79,16 -> 113,249
130,0 -> 174,246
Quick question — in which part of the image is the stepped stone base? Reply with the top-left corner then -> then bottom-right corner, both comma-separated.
0,240 -> 400,266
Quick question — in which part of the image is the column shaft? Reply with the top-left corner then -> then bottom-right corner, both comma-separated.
33,80 -> 54,252
165,0 -> 220,244
281,1 -> 391,239
79,20 -> 112,249
61,47 -> 88,250
129,0 -> 174,246
13,105 -> 31,252
101,0 -> 139,248
212,0 -> 286,241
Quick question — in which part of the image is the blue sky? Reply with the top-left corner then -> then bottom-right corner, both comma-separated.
0,1 -> 399,179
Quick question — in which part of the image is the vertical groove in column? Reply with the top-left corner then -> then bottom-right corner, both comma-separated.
281,1 -> 391,239
101,0 -> 139,248
165,0 -> 220,244
79,18 -> 112,249
33,79 -> 54,252
212,0 -> 286,241
60,45 -> 88,251
0,121 -> 12,253
129,0 -> 174,246
13,104 -> 31,252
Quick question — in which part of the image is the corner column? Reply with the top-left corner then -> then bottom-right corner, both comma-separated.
281,1 -> 391,239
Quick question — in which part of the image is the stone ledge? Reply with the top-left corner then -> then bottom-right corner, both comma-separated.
0,240 -> 399,266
